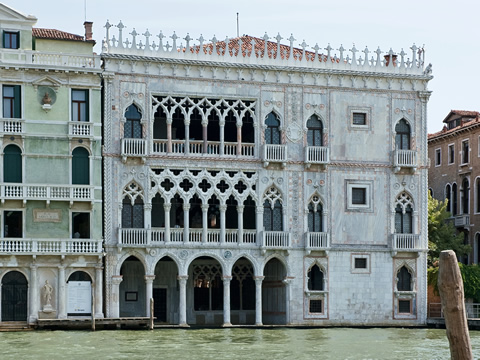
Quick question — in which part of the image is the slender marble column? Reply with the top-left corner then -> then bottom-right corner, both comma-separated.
222,276 -> 232,326
184,121 -> 190,155
29,264 -> 38,323
254,276 -> 264,326
202,204 -> 209,243
236,124 -> 242,156
219,124 -> 224,156
283,277 -> 294,325
145,275 -> 155,317
256,206 -> 264,246
183,204 -> 190,243
202,124 -> 208,153
164,203 -> 171,243
220,204 -> 227,244
144,203 -> 152,245
178,275 -> 188,326
95,264 -> 104,318
166,119 -> 172,153
111,275 -> 123,318
58,265 -> 66,319
237,205 -> 244,244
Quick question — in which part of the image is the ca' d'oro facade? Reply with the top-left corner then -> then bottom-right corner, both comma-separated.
0,4 -> 103,324
101,22 -> 432,326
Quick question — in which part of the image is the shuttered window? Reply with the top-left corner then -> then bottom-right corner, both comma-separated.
72,147 -> 89,185
3,144 -> 22,183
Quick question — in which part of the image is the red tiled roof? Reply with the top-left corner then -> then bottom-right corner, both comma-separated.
428,111 -> 480,140
32,28 -> 85,42
190,35 -> 334,62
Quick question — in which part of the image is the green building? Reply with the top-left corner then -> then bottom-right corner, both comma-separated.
0,3 -> 103,324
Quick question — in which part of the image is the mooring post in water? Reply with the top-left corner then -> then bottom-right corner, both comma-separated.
437,250 -> 473,360
150,298 -> 154,330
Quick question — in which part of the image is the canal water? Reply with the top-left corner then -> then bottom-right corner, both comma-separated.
1,328 -> 479,359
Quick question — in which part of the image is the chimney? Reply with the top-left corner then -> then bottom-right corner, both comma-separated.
84,21 -> 93,41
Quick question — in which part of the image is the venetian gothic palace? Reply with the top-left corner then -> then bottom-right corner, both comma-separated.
0,3 -> 432,327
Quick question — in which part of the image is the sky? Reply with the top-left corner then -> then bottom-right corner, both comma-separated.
9,0 -> 479,133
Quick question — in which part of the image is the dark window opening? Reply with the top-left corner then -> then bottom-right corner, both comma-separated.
462,178 -> 469,214
3,144 -> 22,183
4,211 -> 22,238
72,212 -> 90,239
153,107 -> 167,139
225,196 -> 238,229
3,85 -> 21,118
309,299 -> 323,313
3,31 -> 19,49
224,109 -> 236,143
352,188 -> 366,205
307,265 -> 324,291
190,195 -> 202,228
151,194 -> 165,227
124,104 -> 142,139
446,185 -> 452,213
462,141 -> 469,164
395,119 -> 410,150
395,205 -> 412,234
435,150 -> 441,166
397,266 -> 412,291
263,200 -> 282,231
352,112 -> 366,125
307,115 -> 323,147
243,196 -> 256,230
449,145 -> 455,163
354,258 -> 367,269
265,112 -> 281,145
207,195 -> 219,229
242,111 -> 254,143
452,183 -> 458,216
398,300 -> 411,313
308,202 -> 323,232
122,197 -> 144,228
72,147 -> 89,185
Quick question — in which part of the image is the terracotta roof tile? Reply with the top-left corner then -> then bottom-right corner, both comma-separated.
442,109 -> 480,123
32,28 -> 85,42
428,112 -> 480,140
190,35 -> 334,62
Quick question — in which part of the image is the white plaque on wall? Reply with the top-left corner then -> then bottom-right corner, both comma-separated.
67,281 -> 92,314
33,209 -> 62,223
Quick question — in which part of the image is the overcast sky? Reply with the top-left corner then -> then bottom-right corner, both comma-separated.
9,0 -> 479,133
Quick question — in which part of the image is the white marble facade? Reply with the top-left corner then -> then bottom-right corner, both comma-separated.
102,27 -> 432,326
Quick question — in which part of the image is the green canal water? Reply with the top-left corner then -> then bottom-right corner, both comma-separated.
1,328 -> 479,359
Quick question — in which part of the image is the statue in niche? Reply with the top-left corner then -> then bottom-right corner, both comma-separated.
42,280 -> 54,311
42,92 -> 52,105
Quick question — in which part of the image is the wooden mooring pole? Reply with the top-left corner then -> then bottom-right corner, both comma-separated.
437,250 -> 473,360
149,298 -> 154,330
91,292 -> 96,332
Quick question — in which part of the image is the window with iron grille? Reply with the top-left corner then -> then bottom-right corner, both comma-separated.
354,258 -> 367,269
398,299 -> 411,313
309,299 -> 323,313
352,112 -> 366,126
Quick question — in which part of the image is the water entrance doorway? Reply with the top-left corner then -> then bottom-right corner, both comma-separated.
1,271 -> 28,321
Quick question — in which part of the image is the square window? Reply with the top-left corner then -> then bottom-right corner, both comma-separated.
351,254 -> 370,274
354,258 -> 367,269
352,112 -> 366,125
352,188 -> 366,205
435,148 -> 441,166
3,31 -> 19,49
448,144 -> 455,164
309,299 -> 323,313
346,180 -> 373,212
398,300 -> 411,313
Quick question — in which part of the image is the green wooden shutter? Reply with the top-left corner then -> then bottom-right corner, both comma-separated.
4,144 -> 22,183
13,85 -> 21,118
72,147 -> 89,185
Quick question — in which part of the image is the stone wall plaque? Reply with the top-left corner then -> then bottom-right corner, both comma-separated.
33,209 -> 62,223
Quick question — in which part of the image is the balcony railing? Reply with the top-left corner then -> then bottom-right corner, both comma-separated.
2,118 -> 23,134
454,214 -> 470,227
305,146 -> 329,166
152,139 -> 255,158
0,49 -> 101,70
0,238 -> 102,254
119,228 -> 257,246
121,138 -> 147,160
0,183 -> 94,203
69,121 -> 93,137
394,150 -> 417,171
262,231 -> 291,250
263,144 -> 287,167
392,234 -> 421,251
305,232 -> 329,251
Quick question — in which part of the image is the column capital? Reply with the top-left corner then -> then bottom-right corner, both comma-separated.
219,204 -> 227,212
112,275 -> 123,285
177,275 -> 189,282
183,204 -> 191,211
164,203 -> 172,211
201,204 -> 209,211
222,275 -> 233,282
145,275 -> 156,284
254,276 -> 265,283
237,205 -> 245,213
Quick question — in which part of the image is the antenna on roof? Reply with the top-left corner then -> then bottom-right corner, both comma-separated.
84,0 -> 87,22
236,12 -> 239,37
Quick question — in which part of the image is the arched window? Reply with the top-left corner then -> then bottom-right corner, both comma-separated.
263,186 -> 283,231
462,177 -> 469,214
395,192 -> 413,234
72,147 -> 89,185
445,184 -> 451,213
124,104 -> 142,139
397,266 -> 412,291
151,194 -> 165,227
265,112 -> 281,145
452,183 -> 458,216
3,144 -> 21,183
307,115 -> 323,147
308,195 -> 323,232
395,119 -> 410,150
121,182 -> 144,228
307,264 -> 324,291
